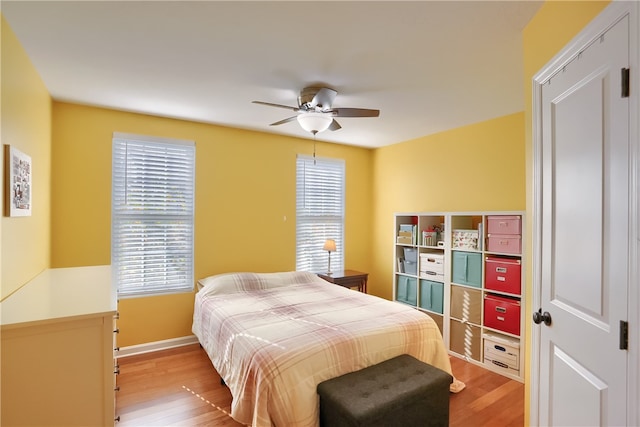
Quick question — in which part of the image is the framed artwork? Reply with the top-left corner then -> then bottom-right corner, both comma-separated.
4,145 -> 32,217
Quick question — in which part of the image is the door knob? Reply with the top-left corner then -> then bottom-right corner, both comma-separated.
533,308 -> 552,326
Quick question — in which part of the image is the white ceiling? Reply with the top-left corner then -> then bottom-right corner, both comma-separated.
2,1 -> 542,148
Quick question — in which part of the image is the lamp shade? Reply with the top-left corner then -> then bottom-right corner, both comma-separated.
297,113 -> 333,134
323,239 -> 336,252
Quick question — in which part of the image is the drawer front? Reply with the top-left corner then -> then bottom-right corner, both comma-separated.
450,285 -> 482,324
486,234 -> 522,254
419,280 -> 444,314
396,276 -> 417,306
450,320 -> 481,361
484,294 -> 521,335
486,215 -> 521,235
452,251 -> 482,287
485,257 -> 521,294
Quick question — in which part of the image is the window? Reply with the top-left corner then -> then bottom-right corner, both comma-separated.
296,154 -> 345,273
112,133 -> 195,297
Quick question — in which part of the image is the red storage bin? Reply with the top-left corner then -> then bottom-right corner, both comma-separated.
485,257 -> 521,295
484,294 -> 521,335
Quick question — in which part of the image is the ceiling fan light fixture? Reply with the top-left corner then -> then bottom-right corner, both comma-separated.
297,112 -> 332,134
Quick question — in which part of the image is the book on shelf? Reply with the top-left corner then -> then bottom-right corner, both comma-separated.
398,224 -> 418,245
399,224 -> 414,232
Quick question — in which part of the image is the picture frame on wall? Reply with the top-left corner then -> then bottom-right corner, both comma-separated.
4,145 -> 32,217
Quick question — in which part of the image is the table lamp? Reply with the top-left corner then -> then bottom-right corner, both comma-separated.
323,239 -> 337,274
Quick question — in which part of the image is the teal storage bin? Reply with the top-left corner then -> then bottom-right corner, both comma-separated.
452,251 -> 482,288
420,279 -> 444,314
396,276 -> 417,306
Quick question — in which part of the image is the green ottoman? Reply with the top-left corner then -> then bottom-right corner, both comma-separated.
317,354 -> 452,427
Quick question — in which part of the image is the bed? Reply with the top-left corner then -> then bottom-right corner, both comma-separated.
192,271 -> 454,427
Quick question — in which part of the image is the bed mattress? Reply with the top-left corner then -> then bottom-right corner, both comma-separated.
192,271 -> 452,427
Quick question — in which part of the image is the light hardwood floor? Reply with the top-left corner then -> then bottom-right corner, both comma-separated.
116,344 -> 523,426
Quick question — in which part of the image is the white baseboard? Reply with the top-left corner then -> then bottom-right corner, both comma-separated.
116,335 -> 199,359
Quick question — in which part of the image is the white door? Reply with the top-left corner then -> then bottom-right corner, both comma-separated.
537,14 -> 629,427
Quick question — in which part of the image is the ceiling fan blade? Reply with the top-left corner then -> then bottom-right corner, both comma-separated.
311,88 -> 337,110
328,119 -> 342,131
269,116 -> 298,126
252,101 -> 299,112
331,108 -> 380,118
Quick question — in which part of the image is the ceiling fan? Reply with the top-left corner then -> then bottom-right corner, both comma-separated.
252,87 -> 380,135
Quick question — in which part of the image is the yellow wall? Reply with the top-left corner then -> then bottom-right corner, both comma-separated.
369,112 -> 525,299
51,102 -> 373,346
0,15 -> 52,300
521,1 -> 610,423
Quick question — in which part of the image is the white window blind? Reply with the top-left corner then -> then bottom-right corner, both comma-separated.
112,133 -> 195,297
296,155 -> 345,273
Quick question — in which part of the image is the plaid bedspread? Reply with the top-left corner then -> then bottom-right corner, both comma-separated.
192,272 -> 451,427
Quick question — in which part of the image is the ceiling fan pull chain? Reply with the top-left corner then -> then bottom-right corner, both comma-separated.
313,132 -> 317,165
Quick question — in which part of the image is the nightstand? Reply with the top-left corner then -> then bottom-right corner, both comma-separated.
317,270 -> 368,293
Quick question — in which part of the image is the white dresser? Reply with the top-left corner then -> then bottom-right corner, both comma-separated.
1,265 -> 118,426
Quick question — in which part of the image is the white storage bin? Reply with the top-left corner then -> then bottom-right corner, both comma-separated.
419,253 -> 444,273
483,333 -> 520,374
419,252 -> 445,282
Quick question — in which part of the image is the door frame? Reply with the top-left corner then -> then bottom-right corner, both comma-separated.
530,2 -> 640,425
